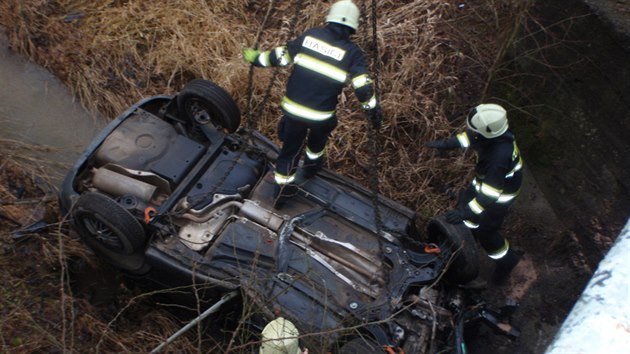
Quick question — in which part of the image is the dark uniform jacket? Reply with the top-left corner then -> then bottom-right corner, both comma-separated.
446,130 -> 523,226
250,24 -> 377,122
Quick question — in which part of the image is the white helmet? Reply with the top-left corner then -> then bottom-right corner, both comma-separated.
326,0 -> 360,31
466,103 -> 508,139
260,317 -> 301,354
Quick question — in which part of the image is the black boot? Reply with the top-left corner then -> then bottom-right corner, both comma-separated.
273,183 -> 298,209
492,248 -> 521,284
302,156 -> 324,179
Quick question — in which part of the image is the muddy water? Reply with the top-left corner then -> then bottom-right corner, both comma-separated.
0,33 -> 120,303
0,33 -> 107,187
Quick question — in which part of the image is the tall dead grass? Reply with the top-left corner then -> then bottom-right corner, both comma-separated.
0,0 -> 531,218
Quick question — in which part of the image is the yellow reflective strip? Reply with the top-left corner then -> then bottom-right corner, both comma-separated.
361,94 -> 377,109
281,96 -> 335,121
274,172 -> 296,184
294,54 -> 347,82
488,240 -> 510,259
457,132 -> 470,148
305,146 -> 325,159
498,190 -> 519,203
480,182 -> 502,199
463,220 -> 479,229
259,51 -> 271,67
472,178 -> 481,192
512,141 -> 520,160
506,157 -> 523,178
468,199 -> 484,214
352,74 -> 372,88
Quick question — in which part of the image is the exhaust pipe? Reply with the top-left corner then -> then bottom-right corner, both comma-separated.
92,167 -> 157,203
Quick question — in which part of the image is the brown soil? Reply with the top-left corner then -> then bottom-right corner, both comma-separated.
469,1 -> 630,353
2,0 -> 630,353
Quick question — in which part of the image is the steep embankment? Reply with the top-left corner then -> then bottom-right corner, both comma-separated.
469,1 -> 630,353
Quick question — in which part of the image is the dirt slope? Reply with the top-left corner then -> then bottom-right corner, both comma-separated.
470,0 -> 630,353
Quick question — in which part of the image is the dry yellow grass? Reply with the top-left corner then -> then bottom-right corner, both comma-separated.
0,0 -> 531,221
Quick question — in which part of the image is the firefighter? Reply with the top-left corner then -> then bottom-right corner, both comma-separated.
426,103 -> 522,283
242,0 -> 382,208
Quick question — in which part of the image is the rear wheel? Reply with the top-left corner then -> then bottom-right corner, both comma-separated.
428,215 -> 480,284
177,79 -> 241,133
72,192 -> 149,274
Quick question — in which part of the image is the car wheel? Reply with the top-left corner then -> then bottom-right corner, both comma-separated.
339,338 -> 382,353
72,192 -> 149,274
177,79 -> 241,133
72,192 -> 146,255
428,215 -> 480,284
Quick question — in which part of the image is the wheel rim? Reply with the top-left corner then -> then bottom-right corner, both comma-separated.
186,99 -> 214,125
80,213 -> 124,251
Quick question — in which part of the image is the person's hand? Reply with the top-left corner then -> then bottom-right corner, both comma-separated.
242,48 -> 260,63
445,208 -> 475,224
367,105 -> 383,129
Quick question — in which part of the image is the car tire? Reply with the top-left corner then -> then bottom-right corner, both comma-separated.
428,215 -> 480,284
72,192 -> 149,274
339,338 -> 382,353
177,79 -> 241,133
72,192 -> 146,255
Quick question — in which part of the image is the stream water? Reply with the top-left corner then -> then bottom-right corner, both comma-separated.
0,33 -> 107,187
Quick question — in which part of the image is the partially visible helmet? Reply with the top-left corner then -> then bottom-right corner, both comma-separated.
466,103 -> 508,139
326,0 -> 360,31
260,317 -> 301,354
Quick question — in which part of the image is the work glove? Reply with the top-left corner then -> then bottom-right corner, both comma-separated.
444,208 -> 476,224
426,139 -> 457,151
367,104 -> 383,130
242,48 -> 260,63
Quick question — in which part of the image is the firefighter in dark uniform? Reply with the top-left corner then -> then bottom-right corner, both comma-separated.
427,103 -> 522,282
242,0 -> 382,208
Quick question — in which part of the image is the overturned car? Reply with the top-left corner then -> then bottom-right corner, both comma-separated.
59,79 -> 517,353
